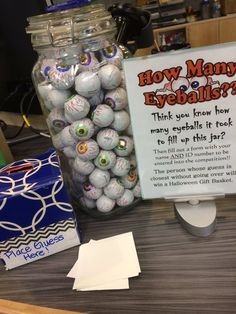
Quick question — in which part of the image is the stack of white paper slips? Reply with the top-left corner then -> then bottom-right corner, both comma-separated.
67,232 -> 141,291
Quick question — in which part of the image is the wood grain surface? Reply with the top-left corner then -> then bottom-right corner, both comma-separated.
1,130 -> 236,314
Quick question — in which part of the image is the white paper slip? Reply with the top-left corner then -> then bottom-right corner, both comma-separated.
72,232 -> 140,289
73,278 -> 129,291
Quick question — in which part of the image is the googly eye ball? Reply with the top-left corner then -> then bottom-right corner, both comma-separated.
76,139 -> 99,161
110,110 -> 130,132
132,180 -> 142,198
121,169 -> 138,189
88,89 -> 104,108
60,126 -> 78,147
47,108 -> 67,133
98,64 -> 122,90
91,104 -> 114,128
190,76 -> 208,90
79,52 -> 99,72
82,181 -> 103,200
105,87 -> 128,111
80,196 -> 96,209
40,58 -> 56,79
111,157 -> 130,177
64,95 -> 90,123
171,76 -> 190,93
114,136 -> 134,157
62,146 -> 77,159
73,157 -> 95,175
75,71 -> 101,98
101,45 -> 124,69
94,150 -> 116,170
96,195 -> 116,213
48,63 -> 76,90
89,168 -> 110,188
116,189 -> 134,207
70,118 -> 95,141
96,128 -> 119,150
104,178 -> 125,200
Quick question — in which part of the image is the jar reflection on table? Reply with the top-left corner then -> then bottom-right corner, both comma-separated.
26,4 -> 141,218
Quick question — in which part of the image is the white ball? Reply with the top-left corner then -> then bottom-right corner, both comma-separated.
132,180 -> 142,198
96,195 -> 116,213
82,182 -> 102,200
70,118 -> 95,141
75,71 -> 101,98
116,189 -> 134,207
104,178 -> 125,200
74,157 -> 95,175
98,64 -> 121,90
91,104 -> 114,127
111,157 -> 130,177
62,146 -> 77,159
51,133 -> 64,150
94,150 -> 116,170
48,64 -> 76,90
88,89 -> 104,108
80,196 -> 96,209
48,88 -> 71,109
60,126 -> 78,147
47,108 -> 68,133
89,168 -> 110,188
105,87 -> 128,111
96,128 -> 119,150
76,139 -> 99,161
110,110 -> 130,131
114,136 -> 134,157
79,52 -> 99,72
100,45 -> 124,69
121,169 -> 138,189
64,95 -> 90,123
37,84 -> 54,110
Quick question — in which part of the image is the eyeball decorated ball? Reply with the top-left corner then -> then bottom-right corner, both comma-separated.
121,168 -> 138,189
88,89 -> 104,108
91,104 -> 114,127
60,126 -> 78,147
51,133 -> 64,150
82,182 -> 102,200
47,108 -> 68,133
116,189 -> 134,207
96,128 -> 119,150
80,196 -> 96,209
70,118 -> 95,141
101,45 -> 123,69
73,156 -> 95,175
104,178 -> 125,200
114,136 -> 134,157
37,84 -> 54,111
62,145 -> 77,159
105,88 -> 128,111
89,168 -> 110,188
111,157 -> 130,177
94,150 -> 116,170
132,180 -> 141,198
75,71 -> 101,98
48,63 -> 76,90
79,52 -> 99,72
98,64 -> 121,90
40,58 -> 56,79
64,95 -> 90,123
110,110 -> 130,132
96,195 -> 116,213
76,139 -> 99,161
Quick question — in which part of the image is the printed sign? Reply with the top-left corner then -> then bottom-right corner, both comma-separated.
123,43 -> 236,199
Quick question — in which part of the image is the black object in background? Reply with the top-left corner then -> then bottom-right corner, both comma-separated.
0,1 -> 46,114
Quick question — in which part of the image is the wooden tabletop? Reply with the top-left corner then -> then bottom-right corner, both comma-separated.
1,131 -> 236,313
1,195 -> 236,314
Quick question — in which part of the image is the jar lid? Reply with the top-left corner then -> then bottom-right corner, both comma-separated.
26,4 -> 117,48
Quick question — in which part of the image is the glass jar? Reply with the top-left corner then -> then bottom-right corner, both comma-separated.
26,4 -> 141,218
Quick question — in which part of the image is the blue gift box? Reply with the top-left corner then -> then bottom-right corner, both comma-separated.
0,149 -> 81,270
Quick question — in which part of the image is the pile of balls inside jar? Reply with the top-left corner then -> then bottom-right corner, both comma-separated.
37,44 -> 141,214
